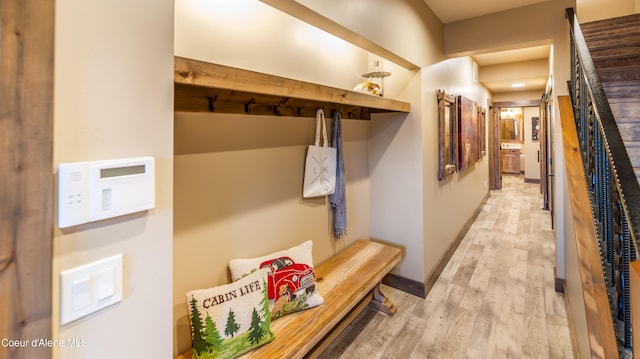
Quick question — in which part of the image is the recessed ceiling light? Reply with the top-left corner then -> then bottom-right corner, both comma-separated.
511,83 -> 525,88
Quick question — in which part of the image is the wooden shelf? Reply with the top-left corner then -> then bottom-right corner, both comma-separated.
174,56 -> 410,120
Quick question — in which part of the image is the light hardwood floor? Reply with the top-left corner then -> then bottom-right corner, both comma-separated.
319,175 -> 575,358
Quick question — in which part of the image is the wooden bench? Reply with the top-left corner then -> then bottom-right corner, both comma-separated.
176,239 -> 402,359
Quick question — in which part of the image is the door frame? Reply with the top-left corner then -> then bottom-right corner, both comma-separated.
0,1 -> 54,357
488,100 -> 502,189
489,99 -> 542,188
540,93 -> 551,211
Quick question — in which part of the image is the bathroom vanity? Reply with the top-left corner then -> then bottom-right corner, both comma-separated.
501,142 -> 521,174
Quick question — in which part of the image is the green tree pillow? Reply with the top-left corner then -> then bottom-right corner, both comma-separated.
228,240 -> 324,319
186,268 -> 275,359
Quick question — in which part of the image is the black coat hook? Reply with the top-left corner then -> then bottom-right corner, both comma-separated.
273,97 -> 289,116
297,104 -> 306,116
245,98 -> 256,114
207,95 -> 218,112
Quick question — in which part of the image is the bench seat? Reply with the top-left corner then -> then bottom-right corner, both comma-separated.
176,239 -> 402,359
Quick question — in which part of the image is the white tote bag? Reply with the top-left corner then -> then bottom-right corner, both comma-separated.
303,109 -> 337,198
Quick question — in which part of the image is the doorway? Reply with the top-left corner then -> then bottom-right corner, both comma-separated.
489,100 -> 542,190
499,107 -> 524,176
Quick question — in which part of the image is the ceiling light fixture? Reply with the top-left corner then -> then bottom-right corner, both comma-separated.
511,83 -> 525,88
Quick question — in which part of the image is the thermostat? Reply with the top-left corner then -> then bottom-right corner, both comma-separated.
58,157 -> 155,228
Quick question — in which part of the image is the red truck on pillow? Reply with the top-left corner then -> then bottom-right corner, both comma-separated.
259,256 -> 316,301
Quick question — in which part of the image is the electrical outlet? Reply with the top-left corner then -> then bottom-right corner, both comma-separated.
367,53 -> 383,73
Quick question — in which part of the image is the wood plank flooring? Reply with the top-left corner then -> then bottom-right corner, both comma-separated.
319,176 -> 575,358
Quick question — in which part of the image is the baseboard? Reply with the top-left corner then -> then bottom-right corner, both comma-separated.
525,178 -> 541,184
382,191 -> 490,300
555,277 -> 565,293
423,191 -> 491,298
382,273 -> 426,298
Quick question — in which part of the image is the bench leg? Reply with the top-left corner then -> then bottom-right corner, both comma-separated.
368,282 -> 397,315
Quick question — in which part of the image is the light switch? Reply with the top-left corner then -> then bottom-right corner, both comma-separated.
60,254 -> 123,325
95,267 -> 115,301
71,277 -> 91,312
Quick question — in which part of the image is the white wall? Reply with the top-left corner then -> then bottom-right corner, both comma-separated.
175,0 -> 367,92
577,0 -> 635,22
421,57 -> 491,280
493,91 -> 544,102
173,112 -> 372,354
296,0 -> 445,67
369,74 -> 425,282
524,106 -> 542,181
53,0 -> 174,358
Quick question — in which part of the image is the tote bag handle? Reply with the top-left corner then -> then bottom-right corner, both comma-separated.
315,109 -> 329,148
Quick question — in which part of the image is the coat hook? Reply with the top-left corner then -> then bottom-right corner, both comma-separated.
297,104 -> 306,116
273,97 -> 289,116
362,108 -> 371,120
245,98 -> 256,114
207,95 -> 218,112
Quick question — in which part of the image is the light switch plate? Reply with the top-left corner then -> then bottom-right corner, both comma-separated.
95,268 -> 115,301
71,277 -> 91,312
60,254 -> 123,325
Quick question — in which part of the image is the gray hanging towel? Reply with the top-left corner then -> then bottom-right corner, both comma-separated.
329,109 -> 347,238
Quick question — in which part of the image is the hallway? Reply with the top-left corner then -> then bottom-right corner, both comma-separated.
319,176 -> 575,358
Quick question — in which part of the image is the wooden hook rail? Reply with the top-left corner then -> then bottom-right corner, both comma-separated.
174,56 -> 410,120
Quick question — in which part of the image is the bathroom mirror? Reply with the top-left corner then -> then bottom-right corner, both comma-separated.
500,107 -> 523,142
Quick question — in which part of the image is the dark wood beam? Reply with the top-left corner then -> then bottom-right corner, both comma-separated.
0,1 -> 54,358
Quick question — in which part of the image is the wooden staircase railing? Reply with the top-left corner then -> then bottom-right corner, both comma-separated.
560,95 -> 618,359
566,7 -> 640,357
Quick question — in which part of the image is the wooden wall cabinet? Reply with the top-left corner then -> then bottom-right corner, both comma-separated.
501,149 -> 521,174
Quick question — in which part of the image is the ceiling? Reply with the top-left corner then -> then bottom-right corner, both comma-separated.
423,0 -> 552,94
472,45 -> 550,66
474,45 -> 551,94
423,0 -> 550,25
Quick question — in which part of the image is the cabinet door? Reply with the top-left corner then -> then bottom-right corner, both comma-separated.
501,150 -> 521,174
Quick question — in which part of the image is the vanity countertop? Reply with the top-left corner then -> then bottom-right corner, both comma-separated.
501,142 -> 522,150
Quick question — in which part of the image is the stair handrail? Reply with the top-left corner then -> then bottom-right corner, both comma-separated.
566,7 -> 640,248
566,7 -> 640,355
559,95 -> 619,359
